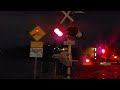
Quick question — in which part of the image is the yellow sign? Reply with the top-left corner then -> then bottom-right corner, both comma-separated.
30,41 -> 44,48
30,26 -> 46,41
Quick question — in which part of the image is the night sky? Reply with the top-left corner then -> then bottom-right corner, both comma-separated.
1,11 -> 120,48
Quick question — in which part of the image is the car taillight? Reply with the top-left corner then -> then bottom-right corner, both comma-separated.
114,56 -> 117,59
85,59 -> 90,63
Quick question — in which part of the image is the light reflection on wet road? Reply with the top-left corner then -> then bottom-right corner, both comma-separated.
71,64 -> 120,79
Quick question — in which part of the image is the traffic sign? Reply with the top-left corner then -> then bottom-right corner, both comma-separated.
60,11 -> 74,24
30,41 -> 44,48
30,48 -> 43,58
30,26 -> 46,41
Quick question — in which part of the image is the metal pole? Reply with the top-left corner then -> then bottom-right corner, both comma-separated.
54,62 -> 57,79
34,57 -> 37,79
39,61 -> 43,79
68,43 -> 72,66
67,66 -> 71,79
40,61 -> 43,73
67,37 -> 72,79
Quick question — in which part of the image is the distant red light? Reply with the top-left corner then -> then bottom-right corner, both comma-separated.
102,49 -> 105,54
114,56 -> 117,59
86,59 -> 90,62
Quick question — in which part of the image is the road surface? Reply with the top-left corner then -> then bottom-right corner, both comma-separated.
71,63 -> 120,79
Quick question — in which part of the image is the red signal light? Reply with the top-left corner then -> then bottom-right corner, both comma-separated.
54,28 -> 63,37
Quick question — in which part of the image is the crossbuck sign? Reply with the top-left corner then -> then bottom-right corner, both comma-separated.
60,11 -> 74,24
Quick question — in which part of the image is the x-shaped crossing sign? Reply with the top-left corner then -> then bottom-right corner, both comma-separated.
60,11 -> 74,24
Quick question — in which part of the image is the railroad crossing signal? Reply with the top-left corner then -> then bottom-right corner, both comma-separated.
54,28 -> 63,37
60,11 -> 74,24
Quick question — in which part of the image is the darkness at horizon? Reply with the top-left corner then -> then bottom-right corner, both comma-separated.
0,11 -> 120,49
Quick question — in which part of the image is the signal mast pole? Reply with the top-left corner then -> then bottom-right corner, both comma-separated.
66,35 -> 72,79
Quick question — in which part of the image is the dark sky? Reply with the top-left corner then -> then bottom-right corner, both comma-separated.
1,11 -> 120,48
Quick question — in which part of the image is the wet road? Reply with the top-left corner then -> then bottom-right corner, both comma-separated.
71,63 -> 120,79
2,54 -> 120,79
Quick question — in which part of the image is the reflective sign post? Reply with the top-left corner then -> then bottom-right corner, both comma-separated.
34,57 -> 37,79
29,25 -> 46,79
54,62 -> 57,79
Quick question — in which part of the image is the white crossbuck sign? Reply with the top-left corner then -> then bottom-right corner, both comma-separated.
60,11 -> 74,24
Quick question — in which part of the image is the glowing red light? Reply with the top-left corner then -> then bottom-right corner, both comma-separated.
102,49 -> 105,54
114,56 -> 117,59
86,59 -> 90,63
54,28 -> 63,37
